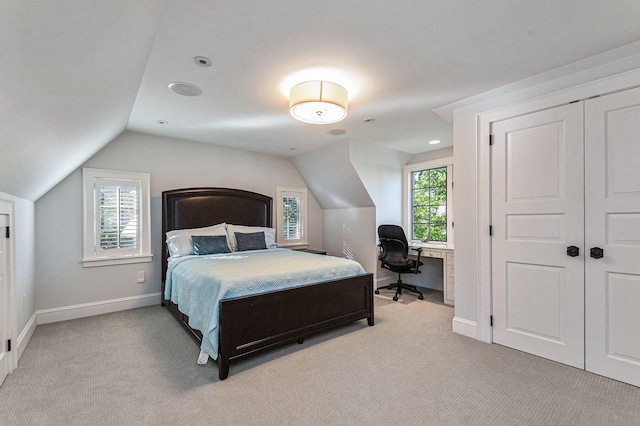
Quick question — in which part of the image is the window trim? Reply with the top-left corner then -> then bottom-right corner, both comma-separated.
403,157 -> 454,244
276,185 -> 308,248
82,168 -> 152,267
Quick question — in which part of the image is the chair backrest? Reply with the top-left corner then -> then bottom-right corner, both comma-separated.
378,225 -> 409,258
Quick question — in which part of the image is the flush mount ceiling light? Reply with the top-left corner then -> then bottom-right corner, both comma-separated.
289,81 -> 348,124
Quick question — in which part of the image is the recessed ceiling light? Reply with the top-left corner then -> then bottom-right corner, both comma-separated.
193,56 -> 212,67
429,140 -> 441,145
168,82 -> 203,97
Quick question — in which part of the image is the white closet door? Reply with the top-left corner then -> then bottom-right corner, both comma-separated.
0,215 -> 8,386
491,103 -> 585,368
585,87 -> 640,387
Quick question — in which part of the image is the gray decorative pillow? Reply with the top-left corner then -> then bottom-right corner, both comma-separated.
234,231 -> 267,251
191,235 -> 231,255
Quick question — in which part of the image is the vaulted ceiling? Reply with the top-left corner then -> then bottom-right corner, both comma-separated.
3,0 -> 640,200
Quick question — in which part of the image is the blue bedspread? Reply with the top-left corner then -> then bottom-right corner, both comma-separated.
165,248 -> 365,360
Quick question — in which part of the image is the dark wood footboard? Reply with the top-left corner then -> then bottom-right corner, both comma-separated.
163,273 -> 374,380
218,273 -> 374,379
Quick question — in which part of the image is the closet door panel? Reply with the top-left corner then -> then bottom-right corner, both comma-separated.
491,103 -> 584,368
585,87 -> 640,387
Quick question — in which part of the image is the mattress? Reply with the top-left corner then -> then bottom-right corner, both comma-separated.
165,248 -> 365,359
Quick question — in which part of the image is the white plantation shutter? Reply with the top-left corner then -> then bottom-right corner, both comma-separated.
276,186 -> 308,246
83,169 -> 152,267
97,179 -> 140,254
283,195 -> 301,240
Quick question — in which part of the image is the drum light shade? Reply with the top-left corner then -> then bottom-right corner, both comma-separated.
289,81 -> 348,124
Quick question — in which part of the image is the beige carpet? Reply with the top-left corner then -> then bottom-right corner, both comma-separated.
1,292 -> 639,426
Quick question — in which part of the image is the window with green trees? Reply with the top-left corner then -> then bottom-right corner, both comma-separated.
411,166 -> 447,242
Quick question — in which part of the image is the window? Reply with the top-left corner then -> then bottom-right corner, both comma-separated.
276,186 -> 307,247
404,158 -> 453,243
82,168 -> 152,267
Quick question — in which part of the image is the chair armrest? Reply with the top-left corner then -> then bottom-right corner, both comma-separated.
411,247 -> 423,273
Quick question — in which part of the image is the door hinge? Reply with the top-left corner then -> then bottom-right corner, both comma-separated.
490,316 -> 494,327
489,225 -> 493,236
5,227 -> 8,238
7,339 -> 11,352
489,134 -> 494,146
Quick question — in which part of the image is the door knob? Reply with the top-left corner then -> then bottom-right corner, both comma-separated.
566,246 -> 579,257
590,247 -> 604,259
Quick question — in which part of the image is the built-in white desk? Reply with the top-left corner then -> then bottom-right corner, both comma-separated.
410,243 -> 455,305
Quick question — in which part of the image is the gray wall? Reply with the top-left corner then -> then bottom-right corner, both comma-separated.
34,131 -> 323,310
323,207 -> 377,276
291,142 -> 377,275
349,142 -> 409,287
350,141 -> 411,227
292,142 -> 374,210
408,146 -> 453,165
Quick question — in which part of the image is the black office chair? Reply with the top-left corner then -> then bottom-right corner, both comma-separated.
375,224 -> 424,301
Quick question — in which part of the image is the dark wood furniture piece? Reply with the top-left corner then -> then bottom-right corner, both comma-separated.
297,248 -> 327,255
162,187 -> 374,380
375,224 -> 424,301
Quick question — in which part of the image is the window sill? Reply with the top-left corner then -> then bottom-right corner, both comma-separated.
82,254 -> 153,268
278,242 -> 309,249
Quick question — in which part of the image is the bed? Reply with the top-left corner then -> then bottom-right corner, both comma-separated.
161,187 -> 374,380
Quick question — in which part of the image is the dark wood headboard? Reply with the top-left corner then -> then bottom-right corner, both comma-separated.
161,187 -> 273,283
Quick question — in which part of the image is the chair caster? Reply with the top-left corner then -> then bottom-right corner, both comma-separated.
375,289 -> 380,294
418,295 -> 424,300
393,296 -> 398,301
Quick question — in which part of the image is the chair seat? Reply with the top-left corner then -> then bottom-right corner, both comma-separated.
381,259 -> 422,272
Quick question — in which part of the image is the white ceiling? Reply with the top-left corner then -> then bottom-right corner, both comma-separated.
3,0 -> 640,200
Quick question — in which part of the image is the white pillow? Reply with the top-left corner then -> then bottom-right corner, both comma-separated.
226,224 -> 276,251
166,223 -> 228,257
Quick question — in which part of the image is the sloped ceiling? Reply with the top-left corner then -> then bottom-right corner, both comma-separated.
1,0 -> 165,200
292,142 -> 375,210
3,0 -> 640,201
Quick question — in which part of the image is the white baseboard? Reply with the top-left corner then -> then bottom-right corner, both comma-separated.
16,312 -> 37,363
37,292 -> 162,325
452,316 -> 478,339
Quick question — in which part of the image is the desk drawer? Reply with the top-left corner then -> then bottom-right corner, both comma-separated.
446,276 -> 455,303
421,249 -> 443,259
